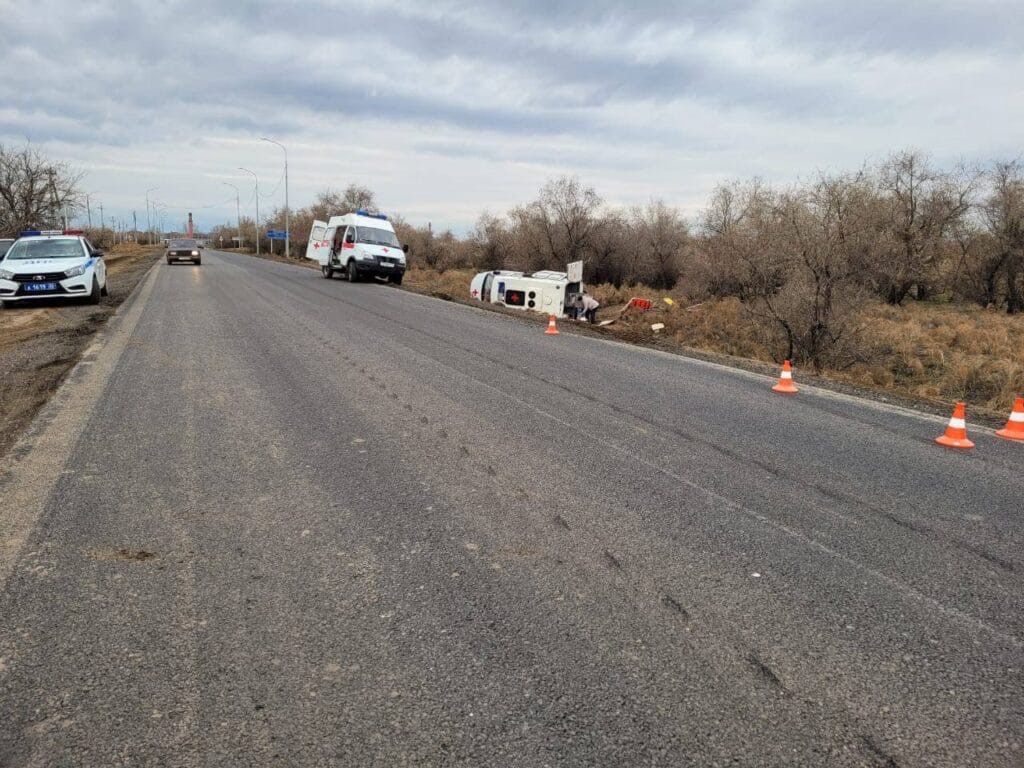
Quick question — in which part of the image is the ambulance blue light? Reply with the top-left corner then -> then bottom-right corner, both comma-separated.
355,209 -> 389,221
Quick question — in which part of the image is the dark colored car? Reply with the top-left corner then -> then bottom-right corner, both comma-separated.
165,239 -> 202,265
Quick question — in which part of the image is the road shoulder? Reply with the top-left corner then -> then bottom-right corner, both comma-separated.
0,258 -> 160,590
0,248 -> 161,458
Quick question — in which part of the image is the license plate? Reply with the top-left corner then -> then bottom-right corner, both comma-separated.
379,262 -> 393,268
25,282 -> 57,292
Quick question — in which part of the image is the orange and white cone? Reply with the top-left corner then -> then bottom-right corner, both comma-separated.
935,402 -> 974,449
545,315 -> 560,335
996,396 -> 1024,442
771,360 -> 799,394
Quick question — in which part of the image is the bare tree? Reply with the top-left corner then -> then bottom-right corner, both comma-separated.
869,151 -> 977,304
753,174 -> 872,368
587,209 -> 630,286
340,184 -> 377,212
469,212 -> 515,271
511,176 -> 602,271
0,143 -> 83,236
698,179 -> 780,299
979,160 -> 1024,313
630,200 -> 689,289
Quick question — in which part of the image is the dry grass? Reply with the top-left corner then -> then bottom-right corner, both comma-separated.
847,302 -> 1024,411
403,267 -> 477,298
401,267 -> 1024,415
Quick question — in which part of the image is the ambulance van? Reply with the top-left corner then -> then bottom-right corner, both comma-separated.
306,211 -> 408,284
468,269 -> 581,318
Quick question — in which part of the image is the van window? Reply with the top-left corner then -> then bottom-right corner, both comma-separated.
504,288 -> 526,306
482,273 -> 494,299
355,227 -> 400,248
311,225 -> 326,242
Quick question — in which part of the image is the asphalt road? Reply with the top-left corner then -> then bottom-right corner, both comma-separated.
1,250 -> 1021,767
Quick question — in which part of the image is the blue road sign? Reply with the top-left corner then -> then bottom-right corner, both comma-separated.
266,230 -> 288,240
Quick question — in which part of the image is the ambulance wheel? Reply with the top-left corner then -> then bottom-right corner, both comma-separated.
321,264 -> 334,279
101,281 -> 109,297
389,274 -> 403,286
346,262 -> 359,282
87,277 -> 101,305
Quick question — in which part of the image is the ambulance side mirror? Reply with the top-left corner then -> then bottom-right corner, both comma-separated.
402,244 -> 410,254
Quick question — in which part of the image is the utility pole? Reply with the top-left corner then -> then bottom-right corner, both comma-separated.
133,210 -> 138,242
223,181 -> 241,250
261,137 -> 289,259
145,187 -> 158,245
47,169 -> 57,229
86,195 -> 93,228
238,167 -> 260,256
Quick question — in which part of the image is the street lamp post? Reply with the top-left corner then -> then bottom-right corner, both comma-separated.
260,137 -> 289,259
238,167 -> 260,256
222,181 -> 241,252
145,187 -> 158,245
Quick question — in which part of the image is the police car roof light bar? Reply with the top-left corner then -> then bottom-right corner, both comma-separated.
20,230 -> 42,237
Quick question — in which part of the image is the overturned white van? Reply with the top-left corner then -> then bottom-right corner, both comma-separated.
305,210 -> 408,284
469,269 -> 582,318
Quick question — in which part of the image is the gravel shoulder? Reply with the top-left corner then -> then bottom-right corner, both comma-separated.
0,247 -> 161,458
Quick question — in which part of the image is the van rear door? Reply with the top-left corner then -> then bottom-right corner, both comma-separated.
306,220 -> 329,264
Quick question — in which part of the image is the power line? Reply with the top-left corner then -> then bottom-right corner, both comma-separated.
259,166 -> 286,200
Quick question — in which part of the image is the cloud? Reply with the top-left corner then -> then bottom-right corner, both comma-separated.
0,0 -> 1020,233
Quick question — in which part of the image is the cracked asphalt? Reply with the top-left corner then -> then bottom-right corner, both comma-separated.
0,250 -> 1021,767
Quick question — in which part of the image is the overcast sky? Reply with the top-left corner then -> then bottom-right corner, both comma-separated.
1,0 -> 1021,234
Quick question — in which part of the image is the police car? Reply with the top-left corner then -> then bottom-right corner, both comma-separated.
0,230 -> 108,307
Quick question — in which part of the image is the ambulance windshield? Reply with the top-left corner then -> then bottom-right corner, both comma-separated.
356,227 -> 400,248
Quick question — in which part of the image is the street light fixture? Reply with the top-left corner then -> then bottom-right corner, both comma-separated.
260,137 -> 289,259
238,167 -> 260,256
222,181 -> 242,252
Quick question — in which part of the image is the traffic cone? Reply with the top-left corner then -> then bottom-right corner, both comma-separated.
545,315 -> 560,335
771,360 -> 799,394
935,402 -> 974,449
996,396 -> 1024,442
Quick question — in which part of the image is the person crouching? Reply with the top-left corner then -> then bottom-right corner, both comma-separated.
580,292 -> 600,324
